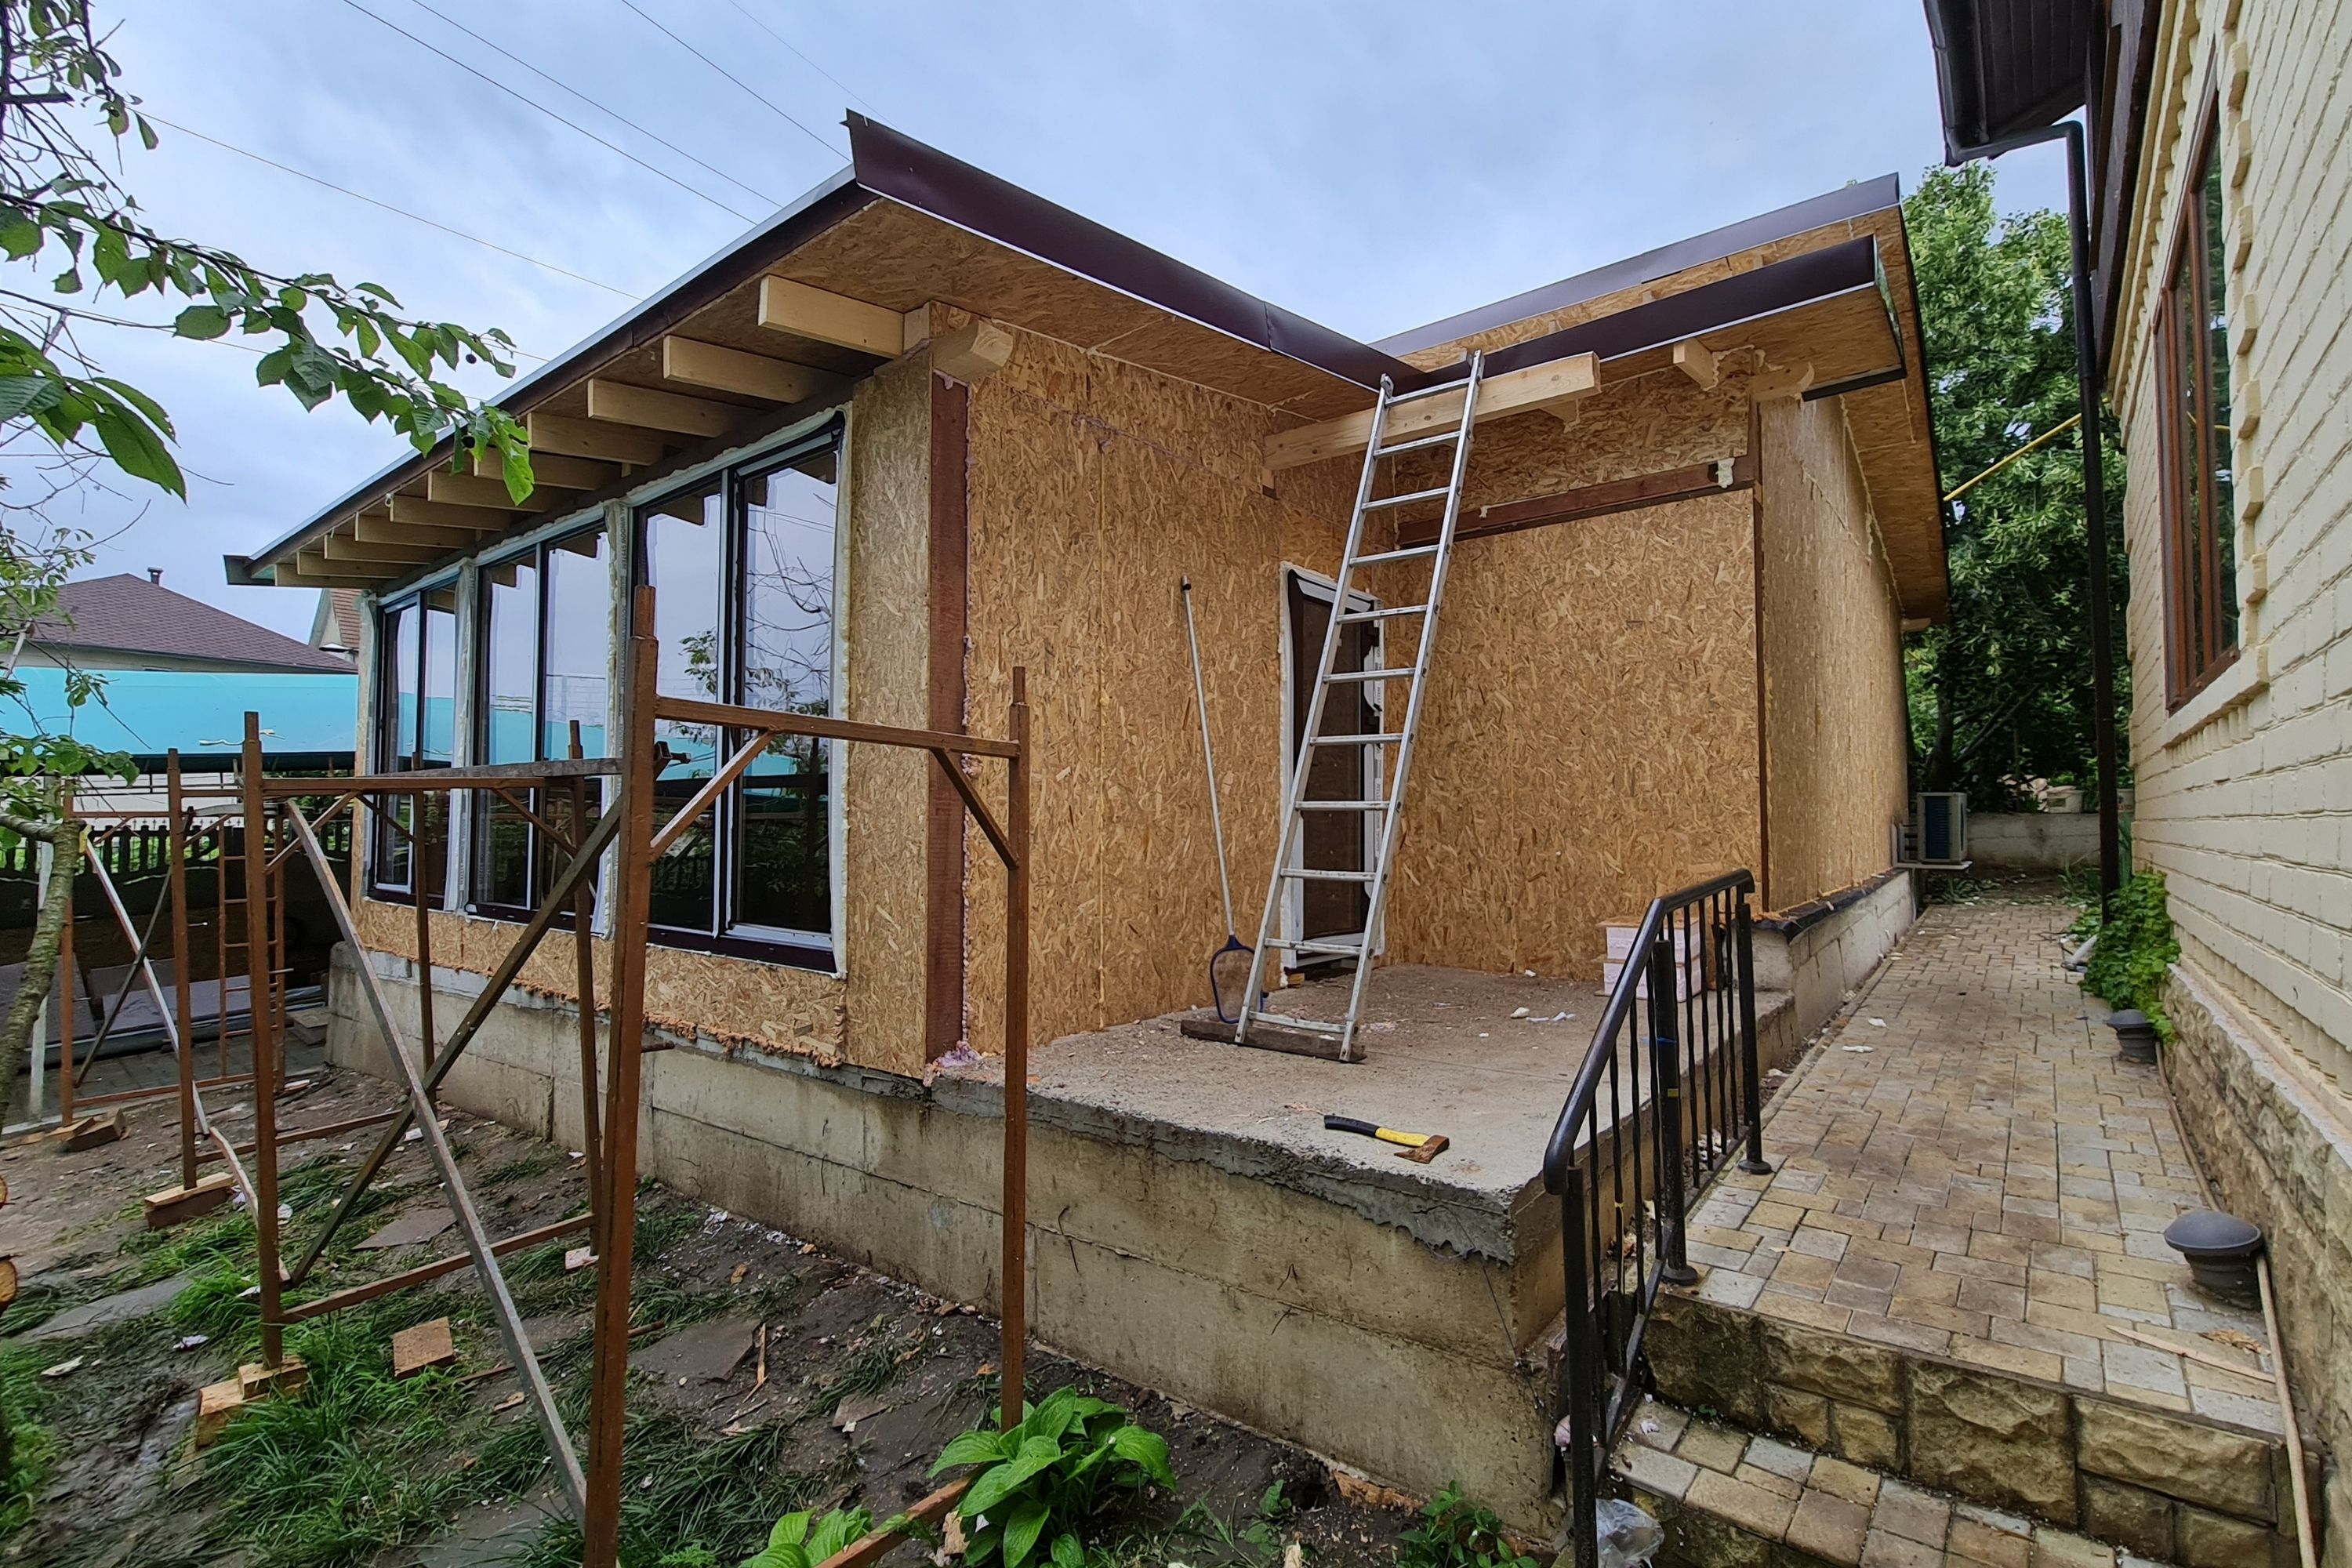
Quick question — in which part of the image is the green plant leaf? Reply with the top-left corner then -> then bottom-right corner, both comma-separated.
87,402 -> 183,496
963,1436 -> 1065,1517
933,1428 -> 1013,1473
1048,1531 -> 1082,1568
1000,1499 -> 1048,1568
0,375 -> 64,422
173,303 -> 230,340
1107,1425 -> 1175,1490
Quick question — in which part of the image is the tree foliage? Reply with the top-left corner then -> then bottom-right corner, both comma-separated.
1904,164 -> 2129,807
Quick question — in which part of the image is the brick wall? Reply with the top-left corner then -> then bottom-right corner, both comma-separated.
2114,0 -> 2352,1093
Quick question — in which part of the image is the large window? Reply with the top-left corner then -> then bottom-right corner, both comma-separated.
370,587 -> 458,902
633,426 -> 840,965
471,527 -> 612,915
2158,99 -> 2238,706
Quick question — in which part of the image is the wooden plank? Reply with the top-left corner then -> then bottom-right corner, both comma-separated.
388,495 -> 512,532
1264,352 -> 1600,470
469,446 -> 622,492
660,336 -> 839,404
931,320 -> 1014,386
1400,455 -> 1759,547
356,510 -> 478,550
527,411 -> 670,466
655,694 -> 1019,758
425,471 -> 562,512
1750,361 -> 1815,401
757,275 -> 904,356
1673,339 -> 1720,390
926,373 -> 970,1063
585,378 -> 738,439
391,1317 -> 459,1378
813,1479 -> 971,1568
275,554 -> 392,589
323,530 -> 447,566
1178,1014 -> 1349,1061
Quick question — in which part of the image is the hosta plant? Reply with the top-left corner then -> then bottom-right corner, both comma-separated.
739,1506 -> 873,1568
930,1388 -> 1178,1568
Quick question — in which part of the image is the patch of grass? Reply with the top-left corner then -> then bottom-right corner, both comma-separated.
1091,1482 -> 1291,1568
481,1151 -> 562,1186
815,1320 -> 906,1409
0,1345 -> 61,1538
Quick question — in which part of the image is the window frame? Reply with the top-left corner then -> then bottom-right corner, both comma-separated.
630,420 -> 846,972
2155,93 -> 2240,709
466,524 -> 610,924
366,583 -> 459,906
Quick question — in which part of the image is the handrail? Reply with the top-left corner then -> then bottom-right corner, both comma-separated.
1549,866 -> 1768,1568
1541,867 -> 1755,1191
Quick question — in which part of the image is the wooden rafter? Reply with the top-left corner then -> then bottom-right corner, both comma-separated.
756,276 -> 904,357
390,495 -> 511,532
527,411 -> 670,466
1264,352 -> 1600,470
584,379 -> 737,440
660,336 -> 840,405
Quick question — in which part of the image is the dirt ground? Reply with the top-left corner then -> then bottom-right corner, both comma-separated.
0,1064 -> 1436,1568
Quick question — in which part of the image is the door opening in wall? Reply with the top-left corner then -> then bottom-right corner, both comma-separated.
1283,568 -> 1381,960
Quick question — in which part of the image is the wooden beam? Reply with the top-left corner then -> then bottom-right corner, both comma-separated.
1750,362 -> 1815,401
1673,339 -> 1720,390
425,471 -> 561,512
1264,352 -> 1600,470
584,378 -> 737,440
931,319 -> 1014,386
757,276 -> 903,357
660,336 -> 838,404
1400,454 -> 1758,548
356,510 -> 477,550
527,411 -> 670,466
469,447 -> 622,492
389,495 -> 510,532
323,530 -> 447,566
274,554 -> 390,590
925,373 -> 971,1063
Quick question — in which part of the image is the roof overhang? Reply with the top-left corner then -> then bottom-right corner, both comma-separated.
1919,0 -> 2095,162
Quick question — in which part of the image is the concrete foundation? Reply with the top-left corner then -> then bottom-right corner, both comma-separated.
1750,870 -> 1916,1040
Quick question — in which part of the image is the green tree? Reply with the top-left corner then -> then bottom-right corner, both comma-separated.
0,3 -> 535,1134
1904,163 -> 2129,806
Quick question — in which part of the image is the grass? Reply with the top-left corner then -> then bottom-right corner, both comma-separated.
0,1345 -> 62,1538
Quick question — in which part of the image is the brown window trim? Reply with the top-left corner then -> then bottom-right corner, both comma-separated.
2155,92 -> 2240,710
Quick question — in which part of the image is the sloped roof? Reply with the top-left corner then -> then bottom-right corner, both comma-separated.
34,574 -> 354,673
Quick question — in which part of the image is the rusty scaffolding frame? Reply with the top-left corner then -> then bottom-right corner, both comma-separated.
198,586 -> 1031,1568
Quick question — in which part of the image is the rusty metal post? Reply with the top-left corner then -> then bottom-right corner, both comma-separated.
56,786 -> 75,1128
1000,666 -> 1030,1431
241,714 -> 285,1368
270,814 -> 289,1087
583,590 -> 659,1568
567,721 -> 604,1254
168,752 -> 198,1189
416,797 -> 437,1068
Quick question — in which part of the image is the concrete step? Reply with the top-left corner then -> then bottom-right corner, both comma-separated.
1641,1289 -> 2308,1564
1609,1396 -> 2223,1566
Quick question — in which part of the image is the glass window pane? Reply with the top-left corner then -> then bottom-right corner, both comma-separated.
2201,134 -> 2238,652
417,594 -> 458,903
641,486 -> 723,933
375,602 -> 417,887
475,557 -> 537,908
2172,257 -> 2205,673
735,451 -> 837,939
543,530 -> 611,760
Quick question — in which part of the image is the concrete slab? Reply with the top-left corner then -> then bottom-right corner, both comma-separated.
29,1273 -> 189,1340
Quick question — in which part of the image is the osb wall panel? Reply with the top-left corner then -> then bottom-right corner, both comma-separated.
353,898 -> 846,1060
959,326 -> 1351,1055
1758,397 -> 1908,910
1383,491 -> 1762,978
838,354 -> 933,1076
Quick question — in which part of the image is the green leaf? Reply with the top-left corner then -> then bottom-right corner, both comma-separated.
805,1508 -> 870,1561
1048,1532 -> 1082,1568
0,376 -> 65,423
1107,1425 -> 1175,1490
1000,1500 -> 1047,1568
88,401 -> 184,496
0,216 -> 42,260
963,1436 -> 1065,1517
931,1428 -> 1012,1474
173,304 -> 230,340
52,265 -> 82,294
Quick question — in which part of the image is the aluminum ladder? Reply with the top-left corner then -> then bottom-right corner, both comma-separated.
1236,351 -> 1487,1060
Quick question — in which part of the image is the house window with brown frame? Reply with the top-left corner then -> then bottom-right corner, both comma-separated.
2158,98 -> 2238,705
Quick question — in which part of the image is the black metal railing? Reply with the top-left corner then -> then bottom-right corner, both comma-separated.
1543,869 -> 1770,1568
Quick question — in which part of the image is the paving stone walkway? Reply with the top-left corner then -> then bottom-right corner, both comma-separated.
1685,892 -> 2282,1436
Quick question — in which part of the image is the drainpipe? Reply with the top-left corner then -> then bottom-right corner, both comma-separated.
1944,118 -> 2123,913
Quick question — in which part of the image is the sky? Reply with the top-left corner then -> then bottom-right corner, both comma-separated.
24,0 -> 2072,640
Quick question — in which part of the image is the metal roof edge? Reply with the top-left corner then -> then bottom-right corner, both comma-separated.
1374,175 -> 1905,358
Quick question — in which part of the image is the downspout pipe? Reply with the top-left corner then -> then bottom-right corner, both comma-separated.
1944,119 -> 2123,913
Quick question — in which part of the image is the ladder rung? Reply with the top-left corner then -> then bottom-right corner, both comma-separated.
1374,431 -> 1461,459
1350,544 -> 1439,568
1338,603 -> 1428,623
1324,666 -> 1410,684
1244,1012 -> 1344,1036
1309,733 -> 1403,747
1294,800 -> 1389,812
1287,938 -> 1368,958
1362,486 -> 1451,511
1283,866 -> 1374,881
1386,378 -> 1474,405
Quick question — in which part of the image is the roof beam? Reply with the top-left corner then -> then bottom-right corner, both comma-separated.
277,551 -> 391,589
389,495 -> 512,532
1264,352 -> 1600,470
426,471 -> 563,512
660,336 -> 840,404
470,446 -> 622,492
757,277 -> 905,357
585,378 -> 737,440
323,530 -> 447,567
1751,361 -> 1816,401
1672,339 -> 1720,390
355,510 -> 477,550
931,318 -> 1014,386
527,411 -> 670,466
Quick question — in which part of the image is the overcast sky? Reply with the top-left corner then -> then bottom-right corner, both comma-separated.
34,0 -> 2069,639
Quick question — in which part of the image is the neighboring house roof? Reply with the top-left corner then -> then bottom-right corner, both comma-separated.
229,114 -> 1950,617
34,573 -> 355,673
308,587 -> 362,657
12,666 -> 357,768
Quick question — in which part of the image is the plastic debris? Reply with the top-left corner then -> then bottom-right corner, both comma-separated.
174,1334 -> 209,1352
1841,1044 -> 1875,1054
1595,1497 -> 1664,1566
1510,1007 -> 1530,1019
39,1357 -> 82,1380
1868,1018 -> 1887,1027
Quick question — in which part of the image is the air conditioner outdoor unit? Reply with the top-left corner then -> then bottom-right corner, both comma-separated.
1905,791 -> 1969,866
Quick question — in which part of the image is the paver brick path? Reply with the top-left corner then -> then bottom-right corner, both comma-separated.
1687,893 -> 2282,1435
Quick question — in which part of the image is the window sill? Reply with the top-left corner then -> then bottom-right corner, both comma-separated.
2159,641 -> 2267,751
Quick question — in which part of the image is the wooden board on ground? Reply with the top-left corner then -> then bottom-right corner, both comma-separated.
391,1317 -> 458,1379
1176,1012 -> 1352,1062
60,1110 -> 127,1152
358,1209 -> 457,1250
144,1172 -> 236,1230
194,1378 -> 244,1446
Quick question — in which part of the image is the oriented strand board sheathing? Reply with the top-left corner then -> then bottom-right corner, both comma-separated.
1756,397 -> 1909,910
839,354 -> 934,1076
959,324 -> 1351,1055
354,898 -> 846,1059
1383,492 -> 1762,979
